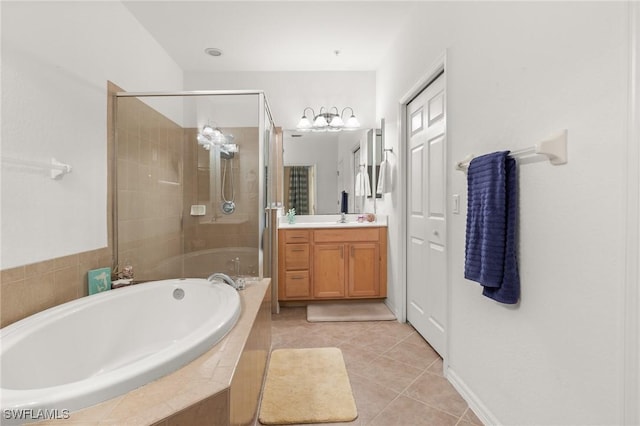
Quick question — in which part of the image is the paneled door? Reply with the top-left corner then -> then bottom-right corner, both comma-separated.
313,243 -> 345,298
406,73 -> 447,357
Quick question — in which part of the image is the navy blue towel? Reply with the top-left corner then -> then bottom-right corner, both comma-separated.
464,151 -> 520,304
340,191 -> 348,214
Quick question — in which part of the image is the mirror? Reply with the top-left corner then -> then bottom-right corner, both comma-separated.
366,127 -> 384,199
283,125 -> 382,215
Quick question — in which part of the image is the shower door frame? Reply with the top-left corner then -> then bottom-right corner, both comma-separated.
112,89 -> 275,281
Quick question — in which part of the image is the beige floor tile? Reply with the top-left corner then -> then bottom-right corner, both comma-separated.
462,407 -> 484,425
349,332 -> 406,354
366,321 -> 416,340
403,330 -> 435,349
335,341 -> 380,376
369,395 -> 459,426
382,339 -> 440,370
285,333 -> 345,349
309,321 -> 375,341
348,372 -> 400,424
358,354 -> 424,393
427,357 -> 445,377
403,371 -> 469,417
263,307 -> 473,426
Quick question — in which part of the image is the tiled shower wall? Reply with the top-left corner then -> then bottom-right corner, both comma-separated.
115,97 -> 185,281
183,127 -> 259,258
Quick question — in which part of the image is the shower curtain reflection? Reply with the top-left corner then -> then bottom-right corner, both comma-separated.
287,166 -> 310,215
283,165 -> 316,215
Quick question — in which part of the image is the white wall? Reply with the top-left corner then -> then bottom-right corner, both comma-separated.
1,2 -> 183,269
184,71 -> 376,131
376,1 -> 630,424
626,4 -> 640,424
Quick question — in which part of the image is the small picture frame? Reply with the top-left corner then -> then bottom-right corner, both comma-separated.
88,267 -> 112,295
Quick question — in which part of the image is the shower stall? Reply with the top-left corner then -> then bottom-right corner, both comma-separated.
112,90 -> 276,282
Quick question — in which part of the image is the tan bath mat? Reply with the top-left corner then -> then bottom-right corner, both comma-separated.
307,302 -> 396,322
258,347 -> 357,424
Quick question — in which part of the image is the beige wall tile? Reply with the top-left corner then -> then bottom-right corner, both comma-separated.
1,279 -> 27,326
1,266 -> 25,284
54,265 -> 80,305
0,247 -> 111,327
25,258 -> 56,278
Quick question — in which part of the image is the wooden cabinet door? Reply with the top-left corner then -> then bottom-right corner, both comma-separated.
313,243 -> 345,298
348,242 -> 380,297
285,244 -> 309,270
284,271 -> 310,298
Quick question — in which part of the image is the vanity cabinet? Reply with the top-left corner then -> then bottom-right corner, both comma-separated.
278,227 -> 387,301
278,230 -> 311,299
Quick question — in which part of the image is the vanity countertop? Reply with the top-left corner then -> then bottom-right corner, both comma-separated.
278,214 -> 387,229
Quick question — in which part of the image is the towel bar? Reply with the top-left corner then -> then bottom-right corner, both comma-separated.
1,156 -> 73,179
455,129 -> 567,171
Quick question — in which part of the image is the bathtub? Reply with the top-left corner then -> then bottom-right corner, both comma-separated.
0,278 -> 240,425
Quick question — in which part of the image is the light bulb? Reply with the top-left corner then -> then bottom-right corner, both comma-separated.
313,115 -> 328,128
344,114 -> 360,129
197,134 -> 209,145
329,115 -> 344,128
297,116 -> 312,130
202,125 -> 215,136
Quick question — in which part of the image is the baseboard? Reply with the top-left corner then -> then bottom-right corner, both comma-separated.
446,367 -> 500,426
384,299 -> 398,321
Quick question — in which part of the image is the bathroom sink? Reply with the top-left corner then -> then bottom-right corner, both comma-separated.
278,214 -> 387,229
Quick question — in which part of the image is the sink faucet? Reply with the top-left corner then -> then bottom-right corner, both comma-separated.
207,272 -> 241,290
339,212 -> 347,223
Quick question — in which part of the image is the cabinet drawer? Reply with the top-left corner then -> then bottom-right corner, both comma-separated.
313,228 -> 380,243
284,230 -> 310,243
284,271 -> 310,298
285,244 -> 309,270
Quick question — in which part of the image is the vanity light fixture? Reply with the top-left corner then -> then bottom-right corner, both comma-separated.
296,106 -> 360,132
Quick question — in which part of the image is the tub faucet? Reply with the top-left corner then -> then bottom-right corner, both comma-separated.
207,272 -> 241,290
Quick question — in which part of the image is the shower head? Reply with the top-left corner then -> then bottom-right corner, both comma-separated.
220,143 -> 238,159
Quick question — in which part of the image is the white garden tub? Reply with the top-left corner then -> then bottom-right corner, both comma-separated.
0,278 -> 240,425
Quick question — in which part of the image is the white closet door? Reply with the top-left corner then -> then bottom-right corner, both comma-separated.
406,73 -> 447,357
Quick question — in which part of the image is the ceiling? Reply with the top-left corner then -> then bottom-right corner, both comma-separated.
121,1 -> 418,72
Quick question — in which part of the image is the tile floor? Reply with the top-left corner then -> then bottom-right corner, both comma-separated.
257,306 -> 482,426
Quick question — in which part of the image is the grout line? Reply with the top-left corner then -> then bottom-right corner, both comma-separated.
402,391 -> 466,424
455,407 -> 473,426
399,367 -> 471,422
366,392 -> 403,425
